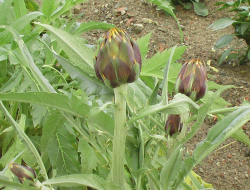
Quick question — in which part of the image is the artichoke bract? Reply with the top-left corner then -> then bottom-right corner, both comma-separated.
10,163 -> 37,184
175,58 -> 207,101
165,114 -> 183,136
94,27 -> 142,88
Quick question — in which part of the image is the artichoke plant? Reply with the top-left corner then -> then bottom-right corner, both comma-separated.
175,58 -> 207,101
165,114 -> 183,136
94,27 -> 142,88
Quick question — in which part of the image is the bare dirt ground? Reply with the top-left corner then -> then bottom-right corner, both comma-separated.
75,0 -> 250,189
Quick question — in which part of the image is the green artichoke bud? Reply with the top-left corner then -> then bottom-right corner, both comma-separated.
10,163 -> 36,184
165,114 -> 183,136
94,27 -> 142,88
175,58 -> 207,101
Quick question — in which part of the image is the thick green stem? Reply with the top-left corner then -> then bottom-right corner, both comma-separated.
112,84 -> 128,187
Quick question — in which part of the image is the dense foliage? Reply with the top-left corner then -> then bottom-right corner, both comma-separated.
147,0 -> 208,17
209,0 -> 250,65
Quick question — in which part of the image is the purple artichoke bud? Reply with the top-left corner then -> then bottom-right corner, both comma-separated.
165,114 -> 183,136
10,163 -> 36,184
94,27 -> 142,88
175,58 -> 207,101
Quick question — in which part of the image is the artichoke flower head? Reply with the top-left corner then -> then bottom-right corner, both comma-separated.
165,114 -> 183,136
175,58 -> 207,101
94,27 -> 142,88
10,162 -> 37,184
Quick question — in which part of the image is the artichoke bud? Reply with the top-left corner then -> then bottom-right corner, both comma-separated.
175,58 -> 207,101
10,163 -> 37,184
165,114 -> 183,136
94,27 -> 142,88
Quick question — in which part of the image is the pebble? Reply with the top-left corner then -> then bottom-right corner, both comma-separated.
116,7 -> 127,16
114,3 -> 119,9
121,10 -> 126,15
158,27 -> 167,32
142,18 -> 152,24
102,4 -> 108,8
133,24 -> 144,33
199,168 -> 204,173
73,4 -> 82,14
106,13 -> 112,19
134,23 -> 143,28
127,12 -> 136,18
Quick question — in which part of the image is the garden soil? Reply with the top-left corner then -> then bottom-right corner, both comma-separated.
74,0 -> 250,189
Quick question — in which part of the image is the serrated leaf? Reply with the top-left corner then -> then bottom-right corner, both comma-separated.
232,128 -> 250,147
214,34 -> 234,49
208,81 -> 223,90
0,139 -> 17,166
24,0 -> 39,11
78,138 -> 98,173
193,106 -> 250,165
35,23 -> 95,75
0,92 -> 90,117
173,153 -> 194,189
52,51 -> 112,98
162,45 -> 177,105
87,107 -> 114,136
126,78 -> 156,112
168,62 -> 182,94
31,104 -> 47,127
75,21 -> 115,34
50,0 -> 88,21
193,2 -> 208,16
41,110 -> 66,152
0,25 -> 55,93
0,0 -> 13,25
0,12 -> 43,45
160,145 -> 183,190
137,32 -> 152,60
207,18 -> 236,30
0,101 -> 48,180
128,93 -> 199,124
13,0 -> 27,18
127,82 -> 149,111
0,176 -> 37,190
42,174 -> 122,190
185,171 -> 213,189
141,46 -> 186,79
41,0 -> 56,18
201,91 -> 231,110
0,45 -> 9,61
149,82 -> 160,105
48,124 -> 80,176
0,68 -> 22,92
0,119 -> 9,129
